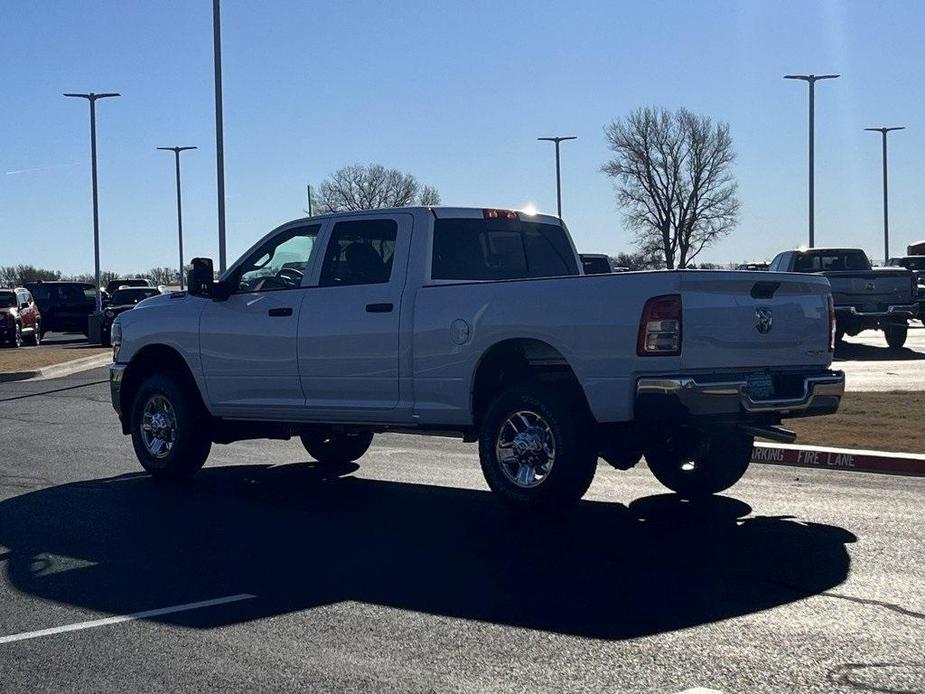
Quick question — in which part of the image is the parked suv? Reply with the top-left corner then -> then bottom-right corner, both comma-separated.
24,281 -> 97,336
105,278 -> 153,295
102,286 -> 163,346
0,287 -> 42,347
887,256 -> 925,315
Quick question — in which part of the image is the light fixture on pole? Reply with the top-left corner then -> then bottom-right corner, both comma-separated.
157,146 -> 197,290
537,136 -> 577,218
784,73 -> 839,247
63,91 -> 120,313
864,126 -> 904,264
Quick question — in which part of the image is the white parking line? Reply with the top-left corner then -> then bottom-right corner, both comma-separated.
0,593 -> 255,645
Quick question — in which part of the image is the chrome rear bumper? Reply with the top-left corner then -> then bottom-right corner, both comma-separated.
835,303 -> 918,319
635,370 -> 845,419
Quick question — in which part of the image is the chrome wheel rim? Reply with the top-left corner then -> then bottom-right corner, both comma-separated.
140,394 -> 177,459
495,409 -> 556,488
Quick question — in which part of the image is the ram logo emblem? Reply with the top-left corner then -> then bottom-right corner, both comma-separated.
755,307 -> 773,334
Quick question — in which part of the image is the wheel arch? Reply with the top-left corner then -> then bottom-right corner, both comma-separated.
470,337 -> 591,427
119,344 -> 208,433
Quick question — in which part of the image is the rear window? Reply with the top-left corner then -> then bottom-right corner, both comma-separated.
794,251 -> 870,272
0,292 -> 16,308
431,218 -> 578,281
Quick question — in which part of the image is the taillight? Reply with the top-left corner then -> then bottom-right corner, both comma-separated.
637,294 -> 682,356
483,208 -> 518,220
827,294 -> 836,352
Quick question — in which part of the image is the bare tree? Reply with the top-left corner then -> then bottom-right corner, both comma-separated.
146,267 -> 178,285
0,265 -> 62,286
313,163 -> 441,213
602,107 -> 740,269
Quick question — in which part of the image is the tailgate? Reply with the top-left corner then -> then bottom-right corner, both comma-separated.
825,269 -> 914,309
679,272 -> 831,370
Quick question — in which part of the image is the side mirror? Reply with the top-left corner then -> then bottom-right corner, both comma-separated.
20,302 -> 29,310
187,258 -> 215,298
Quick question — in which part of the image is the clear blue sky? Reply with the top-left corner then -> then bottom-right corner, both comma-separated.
2,0 -> 923,274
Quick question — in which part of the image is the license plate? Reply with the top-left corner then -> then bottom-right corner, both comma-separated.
747,371 -> 775,400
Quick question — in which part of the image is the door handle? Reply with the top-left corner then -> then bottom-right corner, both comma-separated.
365,303 -> 393,313
267,307 -> 293,317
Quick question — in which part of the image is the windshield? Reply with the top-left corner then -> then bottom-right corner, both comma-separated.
111,288 -> 159,305
0,292 -> 16,308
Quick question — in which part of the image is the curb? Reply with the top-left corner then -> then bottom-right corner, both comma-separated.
0,353 -> 112,383
752,442 -> 925,477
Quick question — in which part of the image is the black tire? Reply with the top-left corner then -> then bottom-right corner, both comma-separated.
300,430 -> 373,464
130,372 -> 211,480
645,429 -> 753,498
478,380 -> 598,511
8,324 -> 22,348
885,325 -> 907,350
25,322 -> 41,346
601,447 -> 643,470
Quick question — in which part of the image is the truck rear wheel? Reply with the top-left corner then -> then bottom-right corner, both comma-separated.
645,429 -> 753,498
478,381 -> 597,511
885,325 -> 907,349
300,431 -> 373,464
130,372 -> 211,480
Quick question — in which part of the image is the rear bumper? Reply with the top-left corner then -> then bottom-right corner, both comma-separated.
635,369 -> 845,420
835,303 -> 918,320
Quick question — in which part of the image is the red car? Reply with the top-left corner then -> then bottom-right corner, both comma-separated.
0,287 -> 42,347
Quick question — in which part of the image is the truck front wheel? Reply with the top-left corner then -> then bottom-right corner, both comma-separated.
645,429 -> 753,498
130,372 -> 211,480
300,431 -> 373,465
885,325 -> 907,349
478,381 -> 598,511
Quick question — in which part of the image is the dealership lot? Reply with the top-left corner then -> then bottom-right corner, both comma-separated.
836,325 -> 925,391
0,368 -> 922,693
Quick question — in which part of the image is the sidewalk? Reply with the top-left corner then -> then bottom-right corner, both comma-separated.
0,352 -> 112,382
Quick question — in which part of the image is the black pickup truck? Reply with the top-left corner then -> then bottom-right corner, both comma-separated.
770,248 -> 917,349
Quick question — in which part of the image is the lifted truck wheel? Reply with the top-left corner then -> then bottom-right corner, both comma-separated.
645,428 -> 754,499
300,431 -> 373,464
885,325 -> 907,350
478,380 -> 597,511
130,372 -> 211,480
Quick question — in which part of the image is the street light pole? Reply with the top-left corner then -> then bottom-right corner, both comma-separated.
213,0 -> 227,272
784,74 -> 839,248
63,91 -> 120,313
537,136 -> 577,218
865,126 -> 904,264
157,146 -> 198,290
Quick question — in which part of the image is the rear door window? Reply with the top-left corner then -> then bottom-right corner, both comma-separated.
319,219 -> 398,287
432,218 -> 578,281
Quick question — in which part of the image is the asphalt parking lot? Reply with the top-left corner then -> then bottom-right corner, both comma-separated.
0,368 -> 922,693
836,324 -> 925,391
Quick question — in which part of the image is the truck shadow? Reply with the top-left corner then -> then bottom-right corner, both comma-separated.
0,464 -> 856,640
834,340 -> 924,361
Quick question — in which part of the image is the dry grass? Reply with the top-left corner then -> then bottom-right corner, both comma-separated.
0,345 -> 110,373
789,392 -> 925,454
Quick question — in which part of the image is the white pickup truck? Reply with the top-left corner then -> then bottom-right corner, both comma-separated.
110,207 -> 844,509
